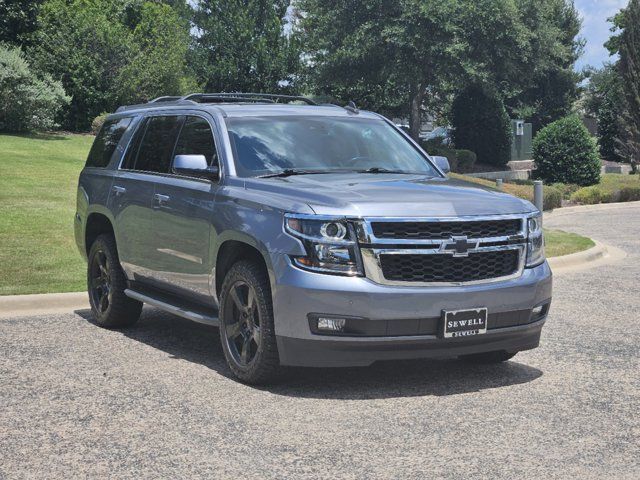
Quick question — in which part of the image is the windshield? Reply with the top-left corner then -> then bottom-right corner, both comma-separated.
225,116 -> 440,178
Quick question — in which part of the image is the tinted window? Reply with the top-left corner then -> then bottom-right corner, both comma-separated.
121,118 -> 148,170
134,116 -> 183,173
174,116 -> 218,166
226,116 -> 439,178
86,117 -> 132,168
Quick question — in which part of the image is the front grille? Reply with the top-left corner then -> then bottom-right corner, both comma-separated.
371,219 -> 522,240
379,250 -> 520,283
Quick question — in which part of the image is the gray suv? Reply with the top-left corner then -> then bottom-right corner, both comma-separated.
75,93 -> 552,384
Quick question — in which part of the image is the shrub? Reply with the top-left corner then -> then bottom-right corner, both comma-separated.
451,84 -> 512,167
0,44 -> 69,132
533,115 -> 601,186
619,186 -> 640,202
421,139 -> 458,171
91,112 -> 110,134
570,186 -> 613,204
543,185 -> 563,210
550,182 -> 581,199
455,149 -> 476,173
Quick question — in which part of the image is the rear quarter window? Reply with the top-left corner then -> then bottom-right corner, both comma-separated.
86,117 -> 133,168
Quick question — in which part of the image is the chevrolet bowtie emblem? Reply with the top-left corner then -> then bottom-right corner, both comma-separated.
439,236 -> 478,257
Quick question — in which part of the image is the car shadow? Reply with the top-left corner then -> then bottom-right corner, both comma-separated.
75,307 -> 543,400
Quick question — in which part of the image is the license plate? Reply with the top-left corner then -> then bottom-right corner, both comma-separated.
442,308 -> 488,338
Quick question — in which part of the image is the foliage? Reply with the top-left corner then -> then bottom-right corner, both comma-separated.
190,0 -> 300,94
0,44 -> 69,132
296,0 -> 530,139
451,84 -> 512,167
117,2 -> 197,104
582,65 -> 624,162
508,0 -> 583,132
533,115 -> 600,186
607,0 -> 640,172
0,0 -> 43,46
420,139 -> 458,172
550,182 -> 580,199
455,149 -> 477,173
91,112 -> 110,135
28,0 -> 195,131
449,173 -> 563,210
570,186 -> 611,205
570,174 -> 640,204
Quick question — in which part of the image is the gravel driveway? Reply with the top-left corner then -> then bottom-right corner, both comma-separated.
2,203 -> 639,479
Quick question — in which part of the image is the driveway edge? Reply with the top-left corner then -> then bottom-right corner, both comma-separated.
548,240 -> 626,273
0,292 -> 88,319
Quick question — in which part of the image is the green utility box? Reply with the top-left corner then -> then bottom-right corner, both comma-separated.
511,120 -> 533,161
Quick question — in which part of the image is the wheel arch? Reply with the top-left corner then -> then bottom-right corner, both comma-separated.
85,212 -> 116,256
214,236 -> 274,302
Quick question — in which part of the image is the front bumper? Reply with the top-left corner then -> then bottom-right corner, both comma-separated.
270,254 -> 552,367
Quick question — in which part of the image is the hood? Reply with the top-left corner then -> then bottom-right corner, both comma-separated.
244,173 -> 536,217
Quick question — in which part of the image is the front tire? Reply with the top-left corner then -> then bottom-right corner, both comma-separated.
219,260 -> 280,384
459,350 -> 517,364
87,234 -> 142,328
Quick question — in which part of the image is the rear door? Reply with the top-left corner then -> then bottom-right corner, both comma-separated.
150,114 -> 219,303
109,114 -> 183,282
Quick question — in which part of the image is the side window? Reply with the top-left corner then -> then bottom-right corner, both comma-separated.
133,115 -> 184,173
121,117 -> 148,170
174,116 -> 218,166
86,117 -> 132,168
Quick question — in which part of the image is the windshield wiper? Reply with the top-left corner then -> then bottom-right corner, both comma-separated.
358,167 -> 414,174
257,169 -> 329,178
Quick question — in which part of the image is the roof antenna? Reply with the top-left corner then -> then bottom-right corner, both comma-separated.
345,101 -> 359,114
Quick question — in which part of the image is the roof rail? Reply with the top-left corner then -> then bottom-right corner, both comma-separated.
115,92 -> 318,112
148,96 -> 183,103
181,92 -> 317,105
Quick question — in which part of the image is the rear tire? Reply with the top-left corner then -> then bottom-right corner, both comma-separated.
87,234 -> 142,328
459,350 -> 517,364
219,260 -> 280,384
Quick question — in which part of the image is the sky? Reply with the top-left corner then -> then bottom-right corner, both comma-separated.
574,0 -> 628,70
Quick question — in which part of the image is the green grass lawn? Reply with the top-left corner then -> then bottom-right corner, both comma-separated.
544,229 -> 595,258
0,133 -> 594,295
0,133 -> 93,294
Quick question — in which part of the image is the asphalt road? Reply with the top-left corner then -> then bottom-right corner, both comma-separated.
2,203 -> 639,479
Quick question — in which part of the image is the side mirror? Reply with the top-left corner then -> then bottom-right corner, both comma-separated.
173,154 -> 219,181
432,155 -> 450,174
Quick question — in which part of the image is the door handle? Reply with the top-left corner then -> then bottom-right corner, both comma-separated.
153,193 -> 170,206
112,185 -> 126,196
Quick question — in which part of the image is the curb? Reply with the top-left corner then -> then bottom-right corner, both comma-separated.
547,240 -> 626,273
545,200 -> 640,219
0,292 -> 88,319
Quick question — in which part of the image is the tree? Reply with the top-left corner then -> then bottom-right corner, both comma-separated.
508,0 -> 583,132
606,0 -> 640,172
297,0 -> 579,140
0,0 -> 44,46
533,115 -> 600,186
116,2 -> 198,104
451,84 -> 512,167
0,44 -> 69,132
190,0 -> 300,93
28,0 -> 195,131
582,64 -> 624,161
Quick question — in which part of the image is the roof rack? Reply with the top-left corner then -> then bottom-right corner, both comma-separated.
116,92 -> 318,112
182,93 -> 317,105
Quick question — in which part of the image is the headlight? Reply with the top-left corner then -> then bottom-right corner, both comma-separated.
526,213 -> 545,267
284,214 -> 363,275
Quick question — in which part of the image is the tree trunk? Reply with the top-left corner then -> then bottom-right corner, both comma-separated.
409,85 -> 423,141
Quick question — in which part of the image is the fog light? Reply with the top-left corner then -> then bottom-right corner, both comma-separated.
317,317 -> 346,332
532,305 -> 544,315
